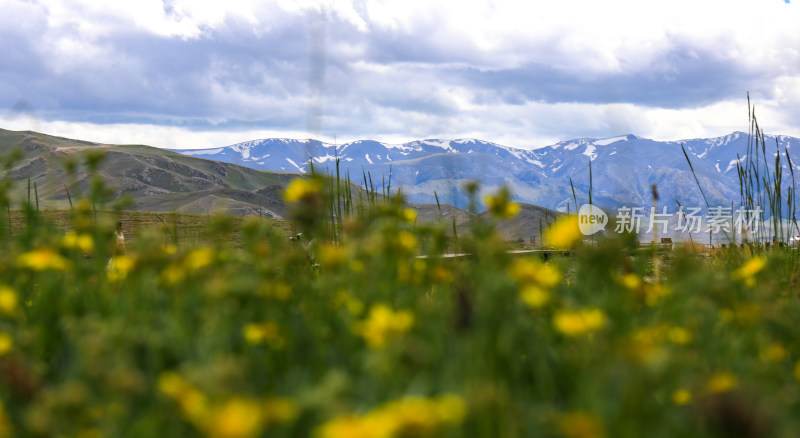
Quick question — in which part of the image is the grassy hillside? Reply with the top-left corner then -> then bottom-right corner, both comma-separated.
0,129 -> 298,217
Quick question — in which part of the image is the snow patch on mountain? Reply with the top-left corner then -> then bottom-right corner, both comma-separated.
583,145 -> 597,160
594,136 -> 628,146
285,158 -> 304,173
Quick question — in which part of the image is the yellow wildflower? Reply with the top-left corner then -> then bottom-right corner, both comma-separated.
160,264 -> 186,286
666,326 -> 692,345
619,273 -> 641,290
319,244 -> 347,268
316,415 -> 393,438
643,283 -> 670,306
396,231 -> 418,252
315,395 -> 466,438
556,411 -> 605,438
158,372 -> 209,422
553,308 -> 607,337
0,333 -> 12,356
0,286 -> 18,317
627,325 -> 669,366
484,188 -> 520,219
107,255 -> 136,282
705,372 -> 738,394
520,285 -> 550,309
672,389 -> 692,406
760,343 -> 787,362
206,398 -> 263,438
17,248 -> 70,271
510,258 -> 562,288
243,322 -> 285,349
381,395 -> 466,435
185,248 -> 215,272
545,215 -> 582,248
732,256 -> 766,287
283,178 -> 322,202
355,304 -> 414,349
401,208 -> 418,223
61,231 -> 94,253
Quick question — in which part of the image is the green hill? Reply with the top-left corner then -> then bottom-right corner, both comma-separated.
0,128 -> 298,217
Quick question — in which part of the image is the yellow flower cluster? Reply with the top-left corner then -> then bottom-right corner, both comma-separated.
185,248 -> 216,272
354,304 -> 414,349
107,255 -> 136,282
732,256 -> 766,287
545,215 -> 582,249
316,394 -> 466,438
484,188 -> 520,219
553,308 -> 607,337
510,258 -> 562,309
705,371 -> 738,394
17,248 -> 70,271
671,389 -> 692,406
242,322 -> 285,349
319,244 -> 347,268
625,324 -> 691,367
760,342 -> 787,362
61,231 -> 94,253
0,286 -> 18,317
158,372 -> 296,438
395,231 -> 418,252
0,333 -> 12,357
160,247 -> 217,285
283,178 -> 323,202
401,208 -> 417,223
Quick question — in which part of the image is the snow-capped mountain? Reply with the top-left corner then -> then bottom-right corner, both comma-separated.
175,132 -> 800,212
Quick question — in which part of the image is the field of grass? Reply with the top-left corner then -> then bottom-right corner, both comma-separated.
2,168 -> 800,438
4,209 -> 296,247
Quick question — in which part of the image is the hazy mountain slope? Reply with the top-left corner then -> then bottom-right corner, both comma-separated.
0,128 -> 297,217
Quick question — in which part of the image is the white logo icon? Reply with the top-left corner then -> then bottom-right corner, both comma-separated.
578,204 -> 607,235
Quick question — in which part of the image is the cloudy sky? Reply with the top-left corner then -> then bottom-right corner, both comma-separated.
1,0 -> 798,149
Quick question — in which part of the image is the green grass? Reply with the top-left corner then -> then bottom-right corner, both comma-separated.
2,168 -> 800,437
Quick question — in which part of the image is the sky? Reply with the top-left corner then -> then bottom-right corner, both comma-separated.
1,0 -> 799,150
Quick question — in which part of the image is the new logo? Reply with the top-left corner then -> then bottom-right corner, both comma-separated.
578,204 -> 607,235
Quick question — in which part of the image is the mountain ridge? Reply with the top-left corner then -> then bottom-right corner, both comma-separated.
175,131 -> 799,212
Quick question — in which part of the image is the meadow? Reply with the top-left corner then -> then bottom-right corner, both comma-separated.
2,130 -> 800,438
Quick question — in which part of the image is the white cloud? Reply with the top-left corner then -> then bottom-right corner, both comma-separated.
2,0 -> 799,148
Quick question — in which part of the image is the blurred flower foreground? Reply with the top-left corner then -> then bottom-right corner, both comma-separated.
1,163 -> 800,438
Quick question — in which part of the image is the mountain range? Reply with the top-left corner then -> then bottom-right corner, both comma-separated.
0,128 -> 470,229
176,132 -> 800,214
